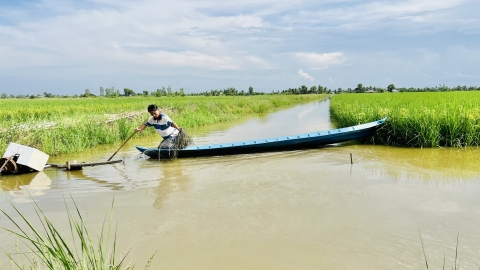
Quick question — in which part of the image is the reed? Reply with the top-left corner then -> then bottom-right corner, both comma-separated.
330,92 -> 480,148
418,230 -> 460,270
0,195 -> 146,269
0,95 -> 327,155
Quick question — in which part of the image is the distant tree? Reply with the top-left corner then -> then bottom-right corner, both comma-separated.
152,89 -> 161,97
9,94 -> 14,98
105,87 -> 114,97
248,86 -> 254,95
179,88 -> 185,96
105,86 -> 119,97
159,86 -> 167,96
124,88 -> 135,96
438,84 -> 449,91
299,85 -> 308,94
355,83 -> 366,93
143,90 -> 149,96
167,86 -> 172,96
43,92 -> 54,98
1,92 -> 7,99
100,87 -> 105,96
387,84 -> 396,92
224,87 -> 237,96
309,86 -> 317,94
318,85 -> 325,94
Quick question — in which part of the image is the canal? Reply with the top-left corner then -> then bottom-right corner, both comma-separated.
1,99 -> 480,269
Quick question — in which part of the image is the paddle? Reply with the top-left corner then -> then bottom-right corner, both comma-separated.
107,132 -> 136,161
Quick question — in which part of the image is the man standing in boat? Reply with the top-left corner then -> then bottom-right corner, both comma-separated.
134,104 -> 182,149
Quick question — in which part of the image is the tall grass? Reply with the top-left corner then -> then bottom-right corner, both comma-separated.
0,195 -> 152,269
0,95 -> 327,155
330,92 -> 480,148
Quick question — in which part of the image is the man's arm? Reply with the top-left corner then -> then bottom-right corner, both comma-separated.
135,123 -> 147,133
172,122 -> 181,130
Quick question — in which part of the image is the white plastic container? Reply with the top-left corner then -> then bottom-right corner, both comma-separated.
3,143 -> 49,172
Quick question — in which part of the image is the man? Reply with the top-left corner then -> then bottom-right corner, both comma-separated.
135,104 -> 182,149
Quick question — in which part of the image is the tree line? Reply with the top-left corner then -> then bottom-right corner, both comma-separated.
2,83 -> 480,99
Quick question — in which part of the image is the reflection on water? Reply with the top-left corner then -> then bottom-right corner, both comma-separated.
0,172 -> 51,203
355,145 -> 480,184
150,160 -> 191,209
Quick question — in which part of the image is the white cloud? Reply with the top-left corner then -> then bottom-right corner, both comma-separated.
298,69 -> 316,82
444,72 -> 480,79
140,51 -> 240,70
286,0 -> 467,26
295,52 -> 345,69
414,48 -> 439,61
0,0 -> 479,94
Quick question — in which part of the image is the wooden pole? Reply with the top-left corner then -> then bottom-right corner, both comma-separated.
350,153 -> 353,164
107,132 -> 136,161
51,159 -> 122,170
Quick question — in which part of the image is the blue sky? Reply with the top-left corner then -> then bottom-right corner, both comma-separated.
0,0 -> 479,95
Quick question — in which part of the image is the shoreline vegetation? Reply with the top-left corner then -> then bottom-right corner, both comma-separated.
0,194 -> 154,269
2,89 -> 480,155
330,92 -> 480,148
0,95 -> 327,156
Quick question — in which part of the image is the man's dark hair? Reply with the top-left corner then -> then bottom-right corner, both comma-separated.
147,104 -> 158,112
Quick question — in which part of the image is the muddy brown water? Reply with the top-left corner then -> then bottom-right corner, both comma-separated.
1,99 -> 480,269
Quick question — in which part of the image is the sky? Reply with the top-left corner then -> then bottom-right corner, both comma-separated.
0,0 -> 479,95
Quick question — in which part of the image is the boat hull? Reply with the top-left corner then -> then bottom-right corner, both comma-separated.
136,118 -> 386,158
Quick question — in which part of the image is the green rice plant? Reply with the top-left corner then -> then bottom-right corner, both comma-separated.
252,101 -> 269,114
0,195 -> 151,269
330,92 -> 480,148
117,119 -> 133,140
0,95 -> 327,155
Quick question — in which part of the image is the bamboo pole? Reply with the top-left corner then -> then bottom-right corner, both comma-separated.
107,132 -> 136,161
50,159 -> 123,170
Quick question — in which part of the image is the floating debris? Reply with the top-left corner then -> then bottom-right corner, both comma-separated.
48,159 -> 123,171
1,143 -> 49,175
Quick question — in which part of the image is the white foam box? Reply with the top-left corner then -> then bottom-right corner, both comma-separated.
3,143 -> 49,172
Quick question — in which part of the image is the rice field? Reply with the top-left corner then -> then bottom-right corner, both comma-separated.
0,95 -> 327,155
330,92 -> 480,148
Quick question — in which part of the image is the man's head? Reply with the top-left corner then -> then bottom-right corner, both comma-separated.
147,104 -> 161,118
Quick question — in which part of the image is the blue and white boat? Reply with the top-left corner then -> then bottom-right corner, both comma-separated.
136,118 -> 387,158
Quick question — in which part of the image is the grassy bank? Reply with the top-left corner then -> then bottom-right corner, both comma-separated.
330,92 -> 480,148
0,95 -> 327,155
